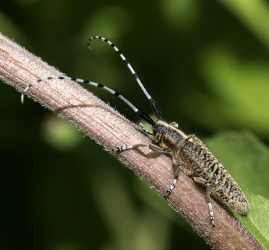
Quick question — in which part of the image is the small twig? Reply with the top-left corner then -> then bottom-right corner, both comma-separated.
0,32 -> 264,250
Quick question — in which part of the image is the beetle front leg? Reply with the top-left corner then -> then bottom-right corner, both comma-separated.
112,143 -> 169,154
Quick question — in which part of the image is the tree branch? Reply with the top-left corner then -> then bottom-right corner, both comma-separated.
0,32 -> 264,250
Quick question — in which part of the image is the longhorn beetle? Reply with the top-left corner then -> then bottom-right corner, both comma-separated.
21,36 -> 250,227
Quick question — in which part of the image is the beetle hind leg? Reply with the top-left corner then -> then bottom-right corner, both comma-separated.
193,177 -> 215,227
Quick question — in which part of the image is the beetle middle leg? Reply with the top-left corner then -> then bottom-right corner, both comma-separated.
163,158 -> 182,198
113,143 -> 182,198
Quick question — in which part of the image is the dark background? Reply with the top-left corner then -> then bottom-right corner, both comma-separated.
1,1 -> 269,249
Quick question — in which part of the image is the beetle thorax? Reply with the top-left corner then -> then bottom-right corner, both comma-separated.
153,120 -> 188,145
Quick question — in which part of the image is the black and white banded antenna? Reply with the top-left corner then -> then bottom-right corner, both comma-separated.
87,36 -> 162,121
21,36 -> 161,126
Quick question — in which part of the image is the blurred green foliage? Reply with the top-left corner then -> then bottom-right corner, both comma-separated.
1,0 -> 269,249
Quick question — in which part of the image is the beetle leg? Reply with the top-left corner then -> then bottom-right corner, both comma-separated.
193,177 -> 215,227
164,159 -> 182,198
112,143 -> 169,154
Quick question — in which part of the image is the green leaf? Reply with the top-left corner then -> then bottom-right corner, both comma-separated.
205,130 -> 269,249
242,193 -> 269,249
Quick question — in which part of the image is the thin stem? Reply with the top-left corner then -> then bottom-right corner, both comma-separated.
0,32 -> 264,250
